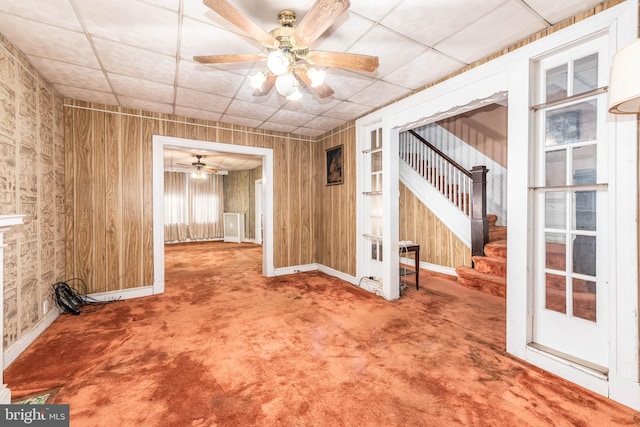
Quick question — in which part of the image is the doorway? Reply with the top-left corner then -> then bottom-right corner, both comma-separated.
152,136 -> 275,295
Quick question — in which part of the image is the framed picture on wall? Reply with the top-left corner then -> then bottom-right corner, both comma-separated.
325,145 -> 344,186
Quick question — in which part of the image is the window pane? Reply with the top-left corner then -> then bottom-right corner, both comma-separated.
572,277 -> 596,321
545,149 -> 566,186
572,145 -> 597,185
573,53 -> 598,96
546,64 -> 567,102
572,234 -> 596,276
545,192 -> 566,229
370,130 -> 379,149
545,100 -> 597,146
545,232 -> 566,271
546,273 -> 566,313
573,191 -> 596,231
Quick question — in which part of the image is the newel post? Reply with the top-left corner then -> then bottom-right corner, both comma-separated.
470,166 -> 489,258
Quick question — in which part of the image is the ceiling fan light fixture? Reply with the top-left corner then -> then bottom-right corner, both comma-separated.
287,86 -> 302,101
249,71 -> 267,90
267,50 -> 289,75
308,68 -> 326,88
191,168 -> 207,179
275,72 -> 297,97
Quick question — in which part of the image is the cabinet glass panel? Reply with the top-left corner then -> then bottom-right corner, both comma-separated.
572,145 -> 596,185
545,273 -> 566,313
545,192 -> 566,229
572,277 -> 596,321
545,100 -> 597,146
545,232 -> 566,271
546,64 -> 568,102
545,149 -> 566,186
573,54 -> 598,96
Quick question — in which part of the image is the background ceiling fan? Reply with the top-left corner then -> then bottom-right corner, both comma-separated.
174,154 -> 224,178
194,0 -> 379,100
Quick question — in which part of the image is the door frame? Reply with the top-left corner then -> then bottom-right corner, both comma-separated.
152,136 -> 275,295
255,178 -> 263,244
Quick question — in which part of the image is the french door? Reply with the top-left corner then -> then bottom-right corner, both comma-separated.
531,35 -> 609,369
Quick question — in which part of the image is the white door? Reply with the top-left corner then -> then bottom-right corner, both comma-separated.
255,179 -> 263,244
531,36 -> 609,369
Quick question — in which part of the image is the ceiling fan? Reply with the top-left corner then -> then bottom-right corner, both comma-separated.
194,0 -> 379,100
175,155 -> 221,178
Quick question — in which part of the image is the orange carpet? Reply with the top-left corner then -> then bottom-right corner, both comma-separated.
4,241 -> 638,426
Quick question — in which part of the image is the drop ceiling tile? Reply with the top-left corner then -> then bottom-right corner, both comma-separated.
381,0 -> 506,47
524,0 -> 603,24
383,49 -> 464,89
348,80 -> 409,107
225,99 -> 278,121
322,101 -> 372,120
93,38 -> 176,85
0,0 -> 82,31
178,60 -> 245,98
180,17 -> 264,63
119,96 -> 173,114
304,115 -> 346,131
54,85 -> 117,105
311,12 -> 377,53
175,87 -> 231,113
280,92 -> 340,115
348,0 -> 403,22
174,106 -> 222,122
0,14 -> 99,68
324,69 -> 376,101
27,57 -> 110,92
139,0 -> 179,12
74,0 -> 178,56
220,113 -> 264,129
259,121 -> 298,134
435,1 -> 547,64
108,74 -> 174,104
291,127 -> 325,137
348,24 -> 427,78
268,109 -> 316,127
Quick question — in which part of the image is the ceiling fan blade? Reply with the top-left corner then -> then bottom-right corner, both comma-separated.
202,0 -> 278,49
194,53 -> 264,64
306,50 -> 379,72
253,73 -> 276,96
294,0 -> 350,47
294,68 -> 334,98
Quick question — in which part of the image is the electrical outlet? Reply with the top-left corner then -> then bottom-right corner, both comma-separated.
43,300 -> 48,315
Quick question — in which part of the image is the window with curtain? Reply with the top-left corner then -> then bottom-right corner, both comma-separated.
164,171 -> 224,242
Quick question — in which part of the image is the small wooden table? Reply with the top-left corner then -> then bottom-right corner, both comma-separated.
399,243 -> 420,290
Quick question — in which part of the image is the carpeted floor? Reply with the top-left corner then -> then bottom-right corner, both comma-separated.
4,241 -> 638,426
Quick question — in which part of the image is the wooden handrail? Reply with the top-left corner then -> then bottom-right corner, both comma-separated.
408,130 -> 472,178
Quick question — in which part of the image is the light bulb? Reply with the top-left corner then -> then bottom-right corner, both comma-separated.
308,68 -> 326,87
275,73 -> 297,97
287,87 -> 302,101
266,50 -> 289,76
249,71 -> 266,90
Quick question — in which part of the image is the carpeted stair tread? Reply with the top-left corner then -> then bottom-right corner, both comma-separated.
489,225 -> 507,242
484,240 -> 507,259
472,255 -> 506,277
455,265 -> 506,298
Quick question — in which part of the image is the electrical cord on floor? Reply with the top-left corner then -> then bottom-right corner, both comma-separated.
52,278 -> 116,315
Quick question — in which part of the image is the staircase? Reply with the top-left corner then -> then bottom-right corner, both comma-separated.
455,214 -> 507,298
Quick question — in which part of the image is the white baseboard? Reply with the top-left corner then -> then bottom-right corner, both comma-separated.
273,263 -> 358,286
398,257 -> 457,277
88,285 -> 154,302
0,384 -> 10,403
4,308 -> 59,369
273,264 -> 318,276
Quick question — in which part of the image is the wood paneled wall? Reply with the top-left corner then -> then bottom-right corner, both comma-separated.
224,166 -> 261,240
400,183 -> 471,268
64,101 -> 316,293
314,124 -> 357,276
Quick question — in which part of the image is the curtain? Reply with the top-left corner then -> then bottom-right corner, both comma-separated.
188,174 -> 224,239
164,171 -> 224,242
